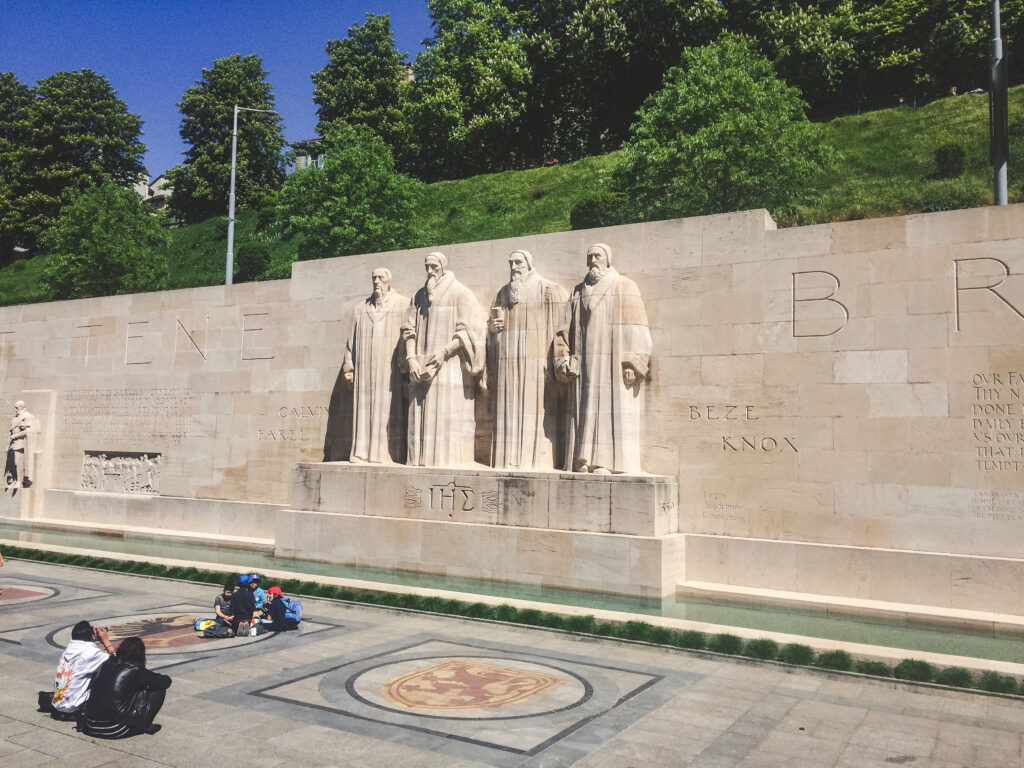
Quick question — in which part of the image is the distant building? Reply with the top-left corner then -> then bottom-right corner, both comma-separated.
134,174 -> 172,211
292,138 -> 324,171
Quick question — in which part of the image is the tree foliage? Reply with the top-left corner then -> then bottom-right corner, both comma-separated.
312,13 -> 414,169
42,181 -> 170,300
166,54 -> 286,225
0,72 -> 33,264
276,122 -> 424,261
611,35 -> 835,219
411,0 -> 532,179
0,70 -> 146,257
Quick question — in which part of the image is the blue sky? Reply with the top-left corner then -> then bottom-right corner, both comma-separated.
0,0 -> 432,182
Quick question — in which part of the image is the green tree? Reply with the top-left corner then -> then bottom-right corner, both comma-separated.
312,13 -> 415,168
611,34 -> 835,219
410,0 -> 532,179
1,70 -> 146,256
166,54 -> 286,224
511,0 -> 725,160
723,1 -> 859,107
0,72 -> 34,263
276,122 -> 424,260
42,181 -> 170,300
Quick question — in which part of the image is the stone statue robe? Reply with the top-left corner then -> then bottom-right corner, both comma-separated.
401,272 -> 485,467
555,268 -> 652,474
343,290 -> 410,463
6,408 -> 39,487
490,273 -> 568,470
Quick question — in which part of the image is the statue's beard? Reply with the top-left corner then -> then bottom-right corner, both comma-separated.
425,273 -> 439,297
585,264 -> 606,285
371,286 -> 386,306
508,268 -> 527,304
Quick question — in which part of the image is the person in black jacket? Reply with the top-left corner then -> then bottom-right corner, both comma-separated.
81,637 -> 171,738
228,574 -> 257,634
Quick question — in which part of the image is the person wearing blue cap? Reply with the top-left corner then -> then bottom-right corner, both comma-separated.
250,574 -> 266,610
228,574 -> 257,635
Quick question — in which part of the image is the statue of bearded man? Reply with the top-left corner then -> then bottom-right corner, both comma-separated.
555,243 -> 652,474
488,249 -> 568,470
342,268 -> 410,463
401,252 -> 486,467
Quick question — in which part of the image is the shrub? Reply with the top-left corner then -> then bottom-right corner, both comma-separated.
648,626 -> 674,645
569,192 -> 635,230
815,650 -> 854,671
493,604 -> 518,622
779,644 -> 816,665
934,667 -> 975,688
622,621 -> 653,641
707,634 -> 744,655
894,659 -> 935,683
742,638 -> 780,660
674,631 -> 707,650
234,241 -> 272,282
854,660 -> 893,677
933,143 -> 966,178
978,671 -> 1020,694
564,615 -> 599,634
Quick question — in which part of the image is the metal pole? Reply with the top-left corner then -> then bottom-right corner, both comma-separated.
225,105 -> 280,285
226,105 -> 239,285
991,0 -> 1009,205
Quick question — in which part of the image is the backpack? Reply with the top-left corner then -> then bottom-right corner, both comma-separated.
283,598 -> 303,623
194,618 -> 216,631
202,623 -> 231,639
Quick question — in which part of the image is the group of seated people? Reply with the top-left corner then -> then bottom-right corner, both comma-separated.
210,572 -> 301,636
42,574 -> 301,739
48,621 -> 169,739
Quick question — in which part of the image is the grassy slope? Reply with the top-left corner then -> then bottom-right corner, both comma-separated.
0,86 -> 1020,305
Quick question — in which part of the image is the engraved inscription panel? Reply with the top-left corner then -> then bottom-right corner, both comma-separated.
61,389 -> 192,447
970,371 -> 1024,472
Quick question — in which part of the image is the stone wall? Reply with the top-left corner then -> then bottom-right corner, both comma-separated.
2,204 -> 1023,608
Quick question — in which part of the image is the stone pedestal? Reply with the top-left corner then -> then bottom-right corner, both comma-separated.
276,462 -> 684,598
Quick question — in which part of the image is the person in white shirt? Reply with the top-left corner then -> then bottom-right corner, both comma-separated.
51,620 -> 115,719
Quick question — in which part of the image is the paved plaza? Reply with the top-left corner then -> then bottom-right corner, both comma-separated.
1,559 -> 1023,767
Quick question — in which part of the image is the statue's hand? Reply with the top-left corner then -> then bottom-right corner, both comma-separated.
623,367 -> 635,386
424,355 -> 443,379
342,370 -> 354,390
407,357 -> 423,381
489,317 -> 504,333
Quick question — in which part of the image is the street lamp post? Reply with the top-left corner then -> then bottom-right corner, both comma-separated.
990,0 -> 1009,206
226,104 -> 280,285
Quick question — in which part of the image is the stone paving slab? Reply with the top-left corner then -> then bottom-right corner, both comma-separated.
2,559 -> 1023,767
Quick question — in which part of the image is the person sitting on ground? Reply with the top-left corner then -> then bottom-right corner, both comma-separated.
256,587 -> 299,632
82,636 -> 171,738
50,620 -> 116,720
228,574 -> 257,634
250,573 -> 266,610
213,582 -> 234,627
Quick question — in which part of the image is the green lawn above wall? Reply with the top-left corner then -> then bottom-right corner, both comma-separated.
1,86 -> 1021,307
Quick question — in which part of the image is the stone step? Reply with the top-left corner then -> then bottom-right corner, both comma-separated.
0,515 -> 273,552
677,580 -> 1024,636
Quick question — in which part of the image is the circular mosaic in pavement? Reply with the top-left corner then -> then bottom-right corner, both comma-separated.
49,612 -> 277,654
344,655 -> 590,720
0,583 -> 56,605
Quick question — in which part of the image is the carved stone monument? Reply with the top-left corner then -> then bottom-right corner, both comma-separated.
555,244 -> 652,474
5,400 -> 39,488
489,250 -> 568,470
342,268 -> 409,464
401,252 -> 486,467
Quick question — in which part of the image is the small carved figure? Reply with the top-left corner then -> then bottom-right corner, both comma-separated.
555,243 -> 652,474
401,252 -> 486,467
489,250 -> 568,470
6,400 -> 39,488
342,268 -> 410,463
